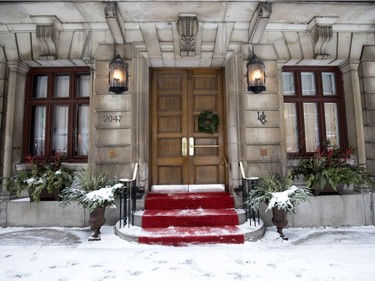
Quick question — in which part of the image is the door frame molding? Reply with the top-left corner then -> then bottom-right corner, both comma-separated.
133,52 -> 242,192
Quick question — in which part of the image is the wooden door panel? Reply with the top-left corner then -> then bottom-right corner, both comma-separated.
152,70 -> 188,185
193,96 -> 217,111
189,69 -> 224,185
151,68 -> 224,186
194,165 -> 220,184
157,138 -> 181,157
158,165 -> 183,185
158,116 -> 182,133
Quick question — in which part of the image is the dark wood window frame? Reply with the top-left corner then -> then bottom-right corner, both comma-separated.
283,66 -> 348,158
24,67 -> 90,162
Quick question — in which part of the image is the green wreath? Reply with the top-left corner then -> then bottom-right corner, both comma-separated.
198,111 -> 219,134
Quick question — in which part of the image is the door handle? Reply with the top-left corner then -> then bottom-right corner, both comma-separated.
189,137 -> 219,156
189,137 -> 194,156
182,137 -> 187,156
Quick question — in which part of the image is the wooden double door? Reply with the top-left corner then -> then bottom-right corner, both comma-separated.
151,68 -> 226,185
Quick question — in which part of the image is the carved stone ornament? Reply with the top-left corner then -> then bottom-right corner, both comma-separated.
36,24 -> 60,60
311,25 -> 333,59
104,2 -> 116,17
259,2 -> 272,18
177,14 -> 198,57
308,17 -> 337,60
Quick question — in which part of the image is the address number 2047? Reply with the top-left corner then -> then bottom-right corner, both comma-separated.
103,115 -> 123,123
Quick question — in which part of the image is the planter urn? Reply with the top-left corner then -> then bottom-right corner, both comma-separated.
88,207 -> 106,241
272,207 -> 288,240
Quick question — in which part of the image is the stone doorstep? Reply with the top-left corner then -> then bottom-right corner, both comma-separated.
132,208 -> 247,228
114,218 -> 266,243
151,184 -> 225,193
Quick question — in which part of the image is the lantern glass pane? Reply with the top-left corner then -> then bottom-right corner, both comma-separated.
247,64 -> 265,87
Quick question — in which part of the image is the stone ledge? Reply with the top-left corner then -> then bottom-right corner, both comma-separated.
259,192 -> 375,228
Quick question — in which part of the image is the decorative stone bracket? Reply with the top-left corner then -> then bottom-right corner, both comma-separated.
35,20 -> 61,60
177,13 -> 198,57
308,17 -> 337,59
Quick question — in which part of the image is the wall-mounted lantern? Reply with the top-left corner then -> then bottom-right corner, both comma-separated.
246,54 -> 266,94
109,54 -> 128,94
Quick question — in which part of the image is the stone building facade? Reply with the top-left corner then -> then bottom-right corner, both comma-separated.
0,0 -> 374,204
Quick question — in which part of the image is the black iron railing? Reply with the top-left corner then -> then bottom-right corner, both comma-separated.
239,161 -> 260,226
119,163 -> 139,228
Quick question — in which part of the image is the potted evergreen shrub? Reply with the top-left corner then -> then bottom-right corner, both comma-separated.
248,174 -> 312,240
7,153 -> 74,202
60,164 -> 123,241
291,141 -> 372,195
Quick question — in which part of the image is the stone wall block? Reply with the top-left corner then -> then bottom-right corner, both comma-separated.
94,111 -> 131,128
364,77 -> 375,94
245,144 -> 282,162
6,201 -> 87,227
93,146 -> 132,163
244,93 -> 280,110
365,110 -> 375,124
364,94 -> 375,109
95,77 -> 109,95
361,45 -> 375,60
245,162 -> 282,178
96,61 -> 110,77
289,194 -> 369,227
95,128 -> 131,146
361,61 -> 375,77
94,94 -> 131,111
244,110 -> 280,127
265,76 -> 279,93
245,127 -> 281,143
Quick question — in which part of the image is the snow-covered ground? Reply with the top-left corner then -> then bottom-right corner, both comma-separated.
1,225 -> 374,281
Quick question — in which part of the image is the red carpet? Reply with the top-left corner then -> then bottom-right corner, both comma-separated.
139,192 -> 244,245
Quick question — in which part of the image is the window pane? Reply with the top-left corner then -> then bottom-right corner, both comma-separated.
303,103 -> 319,152
284,103 -> 299,152
324,103 -> 340,146
54,75 -> 70,98
77,74 -> 90,97
322,72 -> 336,96
301,72 -> 316,96
282,72 -> 295,96
31,106 -> 46,156
75,104 -> 89,156
33,75 -> 48,98
52,105 -> 68,154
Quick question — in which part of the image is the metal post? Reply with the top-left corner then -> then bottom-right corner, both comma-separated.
127,182 -> 131,228
249,177 -> 260,226
123,185 -> 127,227
131,181 -> 136,225
119,188 -> 123,228
242,178 -> 248,221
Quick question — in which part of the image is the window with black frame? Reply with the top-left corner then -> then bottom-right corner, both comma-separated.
24,67 -> 90,161
282,66 -> 348,157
